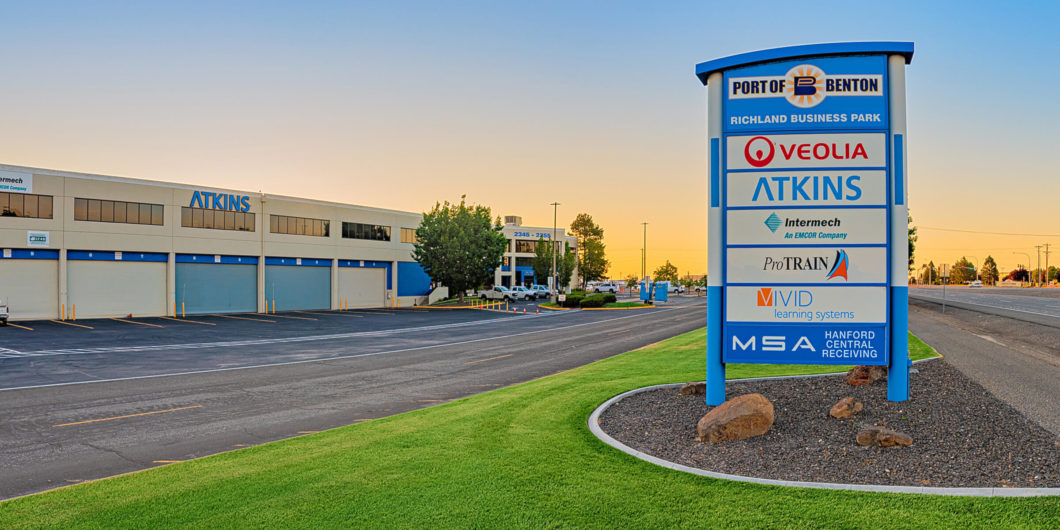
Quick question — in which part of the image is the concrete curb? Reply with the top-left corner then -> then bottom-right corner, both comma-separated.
587,359 -> 1060,497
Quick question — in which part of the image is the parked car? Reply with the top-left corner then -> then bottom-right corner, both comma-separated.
593,282 -> 618,294
0,298 -> 7,325
508,285 -> 536,301
530,285 -> 551,298
478,286 -> 514,301
969,280 -> 983,288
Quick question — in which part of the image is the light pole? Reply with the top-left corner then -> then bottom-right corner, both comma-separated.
1014,252 -> 1031,285
551,202 -> 560,304
641,222 -> 648,280
968,256 -> 979,281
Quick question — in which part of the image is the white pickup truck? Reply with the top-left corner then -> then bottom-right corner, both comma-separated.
478,286 -> 514,301
0,298 -> 8,326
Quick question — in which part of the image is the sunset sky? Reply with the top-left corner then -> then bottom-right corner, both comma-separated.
2,1 -> 1058,278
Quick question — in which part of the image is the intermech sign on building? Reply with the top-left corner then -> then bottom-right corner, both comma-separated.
696,42 -> 913,404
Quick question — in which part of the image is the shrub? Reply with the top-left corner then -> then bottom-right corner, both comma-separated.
602,293 -> 617,304
561,295 -> 584,308
579,294 -> 607,308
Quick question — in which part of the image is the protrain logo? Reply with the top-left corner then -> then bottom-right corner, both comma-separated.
729,63 -> 883,109
826,249 -> 849,281
759,249 -> 850,281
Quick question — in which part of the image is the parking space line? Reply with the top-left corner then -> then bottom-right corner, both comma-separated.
153,460 -> 182,464
158,316 -> 216,326
296,311 -> 363,318
4,322 -> 34,331
54,405 -> 202,427
268,314 -> 317,321
111,318 -> 164,328
214,314 -> 275,323
465,353 -> 513,365
49,320 -> 94,329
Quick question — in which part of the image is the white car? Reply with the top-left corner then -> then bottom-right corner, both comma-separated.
969,280 -> 983,288
593,282 -> 618,294
478,286 -> 514,301
0,298 -> 8,325
508,286 -> 536,301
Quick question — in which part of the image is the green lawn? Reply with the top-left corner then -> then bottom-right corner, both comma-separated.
1,331 -> 1056,528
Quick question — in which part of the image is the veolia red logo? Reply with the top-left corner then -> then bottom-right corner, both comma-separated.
743,136 -> 774,167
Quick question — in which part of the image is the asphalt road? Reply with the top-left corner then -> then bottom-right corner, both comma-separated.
908,289 -> 1060,437
0,296 -> 706,500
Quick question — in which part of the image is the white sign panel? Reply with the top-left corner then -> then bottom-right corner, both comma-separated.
726,170 -> 887,207
726,285 -> 887,323
726,246 -> 887,284
0,170 -> 32,193
26,231 -> 50,248
727,208 -> 887,245
726,133 -> 885,170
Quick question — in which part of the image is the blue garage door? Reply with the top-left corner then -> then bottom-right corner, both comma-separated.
265,259 -> 331,311
175,256 -> 258,314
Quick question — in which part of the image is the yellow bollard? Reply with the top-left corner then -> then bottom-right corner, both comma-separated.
271,300 -> 275,314
182,302 -> 186,318
72,304 -> 76,321
174,301 -> 177,316
61,304 -> 65,320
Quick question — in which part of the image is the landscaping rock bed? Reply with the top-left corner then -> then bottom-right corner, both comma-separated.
597,360 -> 1060,488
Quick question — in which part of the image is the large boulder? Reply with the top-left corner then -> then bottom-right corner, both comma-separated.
856,426 -> 913,447
829,397 -> 864,418
845,365 -> 887,386
678,382 -> 705,396
696,393 -> 774,443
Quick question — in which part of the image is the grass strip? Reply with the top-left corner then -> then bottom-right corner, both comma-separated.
1,331 -> 1055,528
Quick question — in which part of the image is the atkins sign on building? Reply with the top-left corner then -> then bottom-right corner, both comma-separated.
696,42 -> 913,404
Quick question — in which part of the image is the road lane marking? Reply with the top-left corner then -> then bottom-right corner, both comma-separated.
50,320 -> 94,329
214,314 -> 276,323
152,460 -> 182,464
4,322 -> 33,331
465,353 -> 514,365
607,329 -> 631,336
54,405 -> 202,427
297,431 -> 319,434
296,311 -> 363,318
158,316 -> 216,326
111,318 -> 164,328
268,314 -> 317,321
417,399 -> 446,402
1,306 -> 700,391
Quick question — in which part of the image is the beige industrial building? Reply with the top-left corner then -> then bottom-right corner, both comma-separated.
494,215 -> 578,289
0,163 -> 435,320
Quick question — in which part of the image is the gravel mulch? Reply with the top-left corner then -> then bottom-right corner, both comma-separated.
598,360 -> 1060,488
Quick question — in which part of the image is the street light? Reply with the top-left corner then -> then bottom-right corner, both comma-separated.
641,222 -> 648,280
551,202 -> 560,304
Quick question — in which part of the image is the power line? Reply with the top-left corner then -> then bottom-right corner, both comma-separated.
919,226 -> 1060,237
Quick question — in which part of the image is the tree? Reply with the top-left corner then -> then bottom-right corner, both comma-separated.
625,275 -> 638,297
1049,266 -> 1059,284
653,260 -> 679,283
949,257 -> 976,284
531,237 -> 553,285
1005,266 -> 1029,282
908,214 -> 917,272
980,256 -> 999,285
558,243 -> 576,289
579,239 -> 609,285
413,196 -> 508,302
569,213 -> 608,287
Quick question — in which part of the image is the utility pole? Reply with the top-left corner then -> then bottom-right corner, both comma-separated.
1045,244 -> 1052,285
641,222 -> 648,280
551,202 -> 560,304
1035,245 -> 1043,287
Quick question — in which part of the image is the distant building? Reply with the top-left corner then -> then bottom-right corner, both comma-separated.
494,215 -> 577,289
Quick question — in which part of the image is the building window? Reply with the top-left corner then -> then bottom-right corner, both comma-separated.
514,239 -> 538,253
400,227 -> 418,244
0,192 -> 54,219
515,257 -> 533,267
181,207 -> 255,231
342,222 -> 391,241
270,214 -> 329,237
74,198 -> 163,225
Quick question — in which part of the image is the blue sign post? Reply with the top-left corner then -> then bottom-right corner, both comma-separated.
696,42 -> 913,405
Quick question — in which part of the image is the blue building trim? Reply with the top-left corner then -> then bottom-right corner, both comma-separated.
397,261 -> 432,297
0,249 -> 59,259
176,254 -> 259,265
265,256 -> 331,267
696,42 -> 914,83
67,250 -> 167,262
710,138 -> 720,207
894,134 -> 905,205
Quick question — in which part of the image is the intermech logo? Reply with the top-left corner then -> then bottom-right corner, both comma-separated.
763,213 -> 782,233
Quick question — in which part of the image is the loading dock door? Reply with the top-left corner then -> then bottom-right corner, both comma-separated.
68,259 -> 166,318
176,261 -> 257,314
338,267 -> 386,308
0,252 -> 59,320
265,264 -> 330,311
